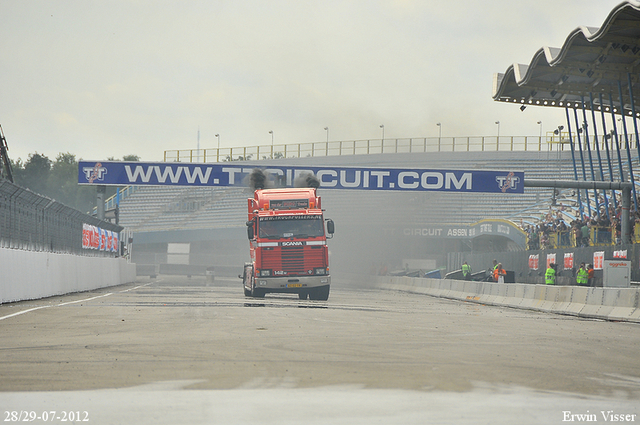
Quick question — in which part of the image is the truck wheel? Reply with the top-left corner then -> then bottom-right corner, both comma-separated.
298,291 -> 308,300
252,288 -> 265,298
309,286 -> 329,301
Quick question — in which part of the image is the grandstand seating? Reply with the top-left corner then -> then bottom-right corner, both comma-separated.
117,149 -> 640,233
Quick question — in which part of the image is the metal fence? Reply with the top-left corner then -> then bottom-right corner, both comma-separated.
449,243 -> 640,285
163,133 -> 640,163
0,178 -> 123,256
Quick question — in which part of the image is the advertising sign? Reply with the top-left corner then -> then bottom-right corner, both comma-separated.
564,252 -> 574,270
82,223 -> 118,253
613,250 -> 627,259
529,254 -> 539,270
78,161 -> 524,194
593,251 -> 605,270
546,253 -> 556,268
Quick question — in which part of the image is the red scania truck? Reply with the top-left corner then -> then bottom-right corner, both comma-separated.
241,187 -> 334,300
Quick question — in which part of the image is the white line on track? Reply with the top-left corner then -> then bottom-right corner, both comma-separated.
0,282 -> 154,321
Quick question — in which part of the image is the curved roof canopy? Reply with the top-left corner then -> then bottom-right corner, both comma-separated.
493,1 -> 640,117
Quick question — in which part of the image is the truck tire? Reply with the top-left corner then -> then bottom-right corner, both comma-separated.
252,288 -> 266,298
298,291 -> 308,300
309,285 -> 329,301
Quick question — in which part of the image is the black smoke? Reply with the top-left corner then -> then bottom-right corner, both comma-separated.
248,168 -> 269,190
294,172 -> 320,188
247,169 -> 320,190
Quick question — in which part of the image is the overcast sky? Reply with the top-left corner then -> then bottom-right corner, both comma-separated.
0,0 -> 626,162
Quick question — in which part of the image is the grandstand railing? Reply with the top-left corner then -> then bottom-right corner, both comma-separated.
95,185 -> 139,217
527,224 -> 640,250
0,179 -> 122,256
164,133 -> 640,163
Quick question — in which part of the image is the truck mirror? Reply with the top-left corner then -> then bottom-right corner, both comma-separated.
246,220 -> 255,240
326,219 -> 335,235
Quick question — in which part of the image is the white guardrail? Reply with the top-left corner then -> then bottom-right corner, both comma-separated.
0,248 -> 136,304
375,276 -> 640,323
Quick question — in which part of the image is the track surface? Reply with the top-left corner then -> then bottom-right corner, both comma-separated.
1,276 -> 639,423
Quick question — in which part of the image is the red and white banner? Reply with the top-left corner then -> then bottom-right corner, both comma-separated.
107,230 -> 113,252
529,254 -> 539,270
613,250 -> 627,259
564,252 -> 574,270
92,225 -> 100,249
546,253 -> 556,269
82,223 -> 119,253
593,251 -> 605,270
82,224 -> 91,249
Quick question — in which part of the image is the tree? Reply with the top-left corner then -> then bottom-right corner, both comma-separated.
9,152 -> 141,214
9,158 -> 26,183
49,153 -> 96,213
20,153 -> 51,196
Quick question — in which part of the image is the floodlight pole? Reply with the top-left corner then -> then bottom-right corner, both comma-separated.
96,185 -> 106,220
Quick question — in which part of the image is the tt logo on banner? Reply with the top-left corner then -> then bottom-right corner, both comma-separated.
82,163 -> 108,183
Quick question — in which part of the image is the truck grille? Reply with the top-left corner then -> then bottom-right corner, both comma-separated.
281,246 -> 304,270
261,246 -> 325,275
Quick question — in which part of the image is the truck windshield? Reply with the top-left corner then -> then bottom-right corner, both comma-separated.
258,215 -> 324,238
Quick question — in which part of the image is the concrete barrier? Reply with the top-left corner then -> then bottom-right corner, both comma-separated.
0,248 -> 137,304
551,286 -> 574,315
374,276 -> 640,323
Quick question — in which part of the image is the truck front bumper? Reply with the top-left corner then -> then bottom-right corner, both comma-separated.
255,275 -> 330,292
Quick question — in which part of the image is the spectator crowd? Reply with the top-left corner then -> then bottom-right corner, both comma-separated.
521,194 -> 640,250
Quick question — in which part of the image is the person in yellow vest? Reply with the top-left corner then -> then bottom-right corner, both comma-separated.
461,261 -> 472,281
545,263 -> 556,285
576,262 -> 588,286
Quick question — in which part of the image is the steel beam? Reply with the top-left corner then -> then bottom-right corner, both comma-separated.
524,179 -> 632,243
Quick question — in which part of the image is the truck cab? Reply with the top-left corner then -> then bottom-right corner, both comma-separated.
242,188 -> 334,300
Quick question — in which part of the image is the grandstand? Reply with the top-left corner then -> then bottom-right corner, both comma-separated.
118,147 -> 616,232
119,186 -> 247,232
115,145 -> 633,277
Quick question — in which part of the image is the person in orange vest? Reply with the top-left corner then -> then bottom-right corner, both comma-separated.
587,263 -> 595,287
493,263 -> 506,283
489,259 -> 498,281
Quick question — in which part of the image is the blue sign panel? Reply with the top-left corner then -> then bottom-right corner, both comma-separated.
78,161 -> 524,194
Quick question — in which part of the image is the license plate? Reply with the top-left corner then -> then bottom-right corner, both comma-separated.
287,283 -> 302,288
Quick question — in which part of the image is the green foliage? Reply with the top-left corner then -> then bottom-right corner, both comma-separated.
9,153 -> 138,213
225,154 -> 253,161
22,153 -> 51,195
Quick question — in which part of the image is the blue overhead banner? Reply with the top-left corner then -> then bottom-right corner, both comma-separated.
78,161 -> 524,194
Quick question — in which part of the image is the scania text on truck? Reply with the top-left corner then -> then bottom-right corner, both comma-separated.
241,187 -> 334,300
